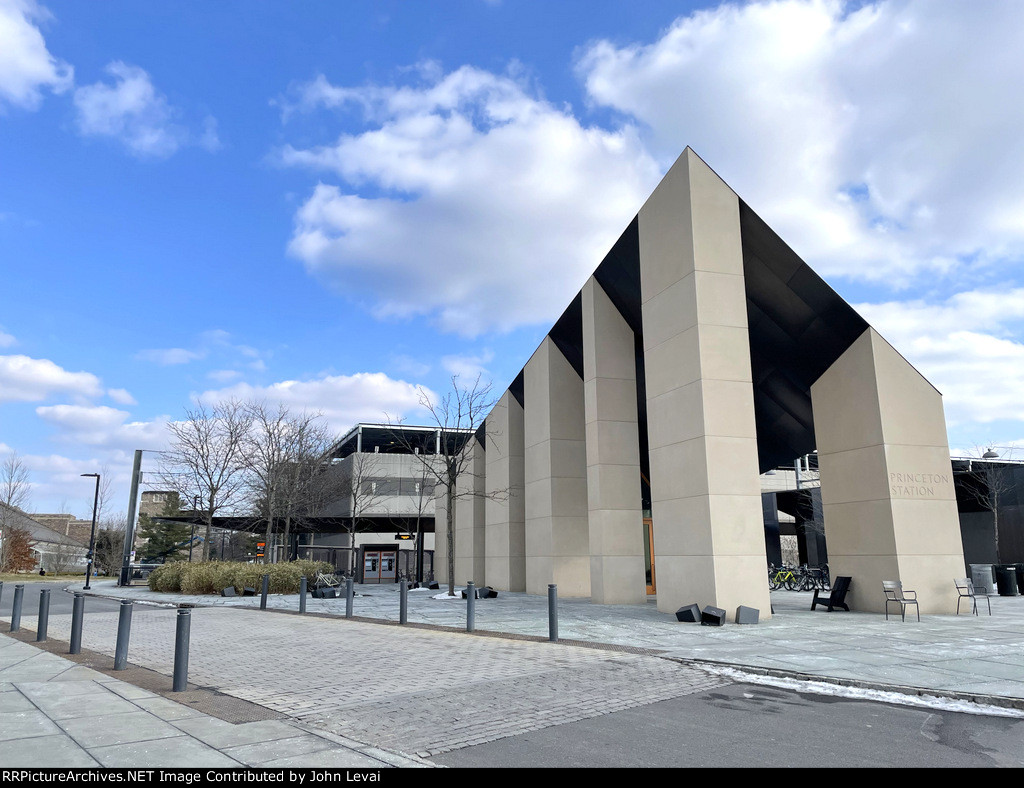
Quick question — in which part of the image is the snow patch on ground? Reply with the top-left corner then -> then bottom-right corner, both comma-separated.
700,665 -> 1024,718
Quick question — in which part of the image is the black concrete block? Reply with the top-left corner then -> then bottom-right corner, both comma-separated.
221,587 -> 236,597
736,605 -> 759,624
675,604 -> 701,623
700,606 -> 726,626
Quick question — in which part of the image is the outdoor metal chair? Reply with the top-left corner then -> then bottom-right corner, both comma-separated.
955,577 -> 991,616
883,580 -> 919,622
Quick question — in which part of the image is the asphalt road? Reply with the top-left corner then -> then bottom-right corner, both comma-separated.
0,581 -> 138,618
431,683 -> 1024,768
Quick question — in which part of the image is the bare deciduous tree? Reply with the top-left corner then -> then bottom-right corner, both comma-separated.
243,402 -> 336,563
160,400 -> 252,562
0,452 -> 32,571
962,447 -> 1020,563
387,374 -> 499,596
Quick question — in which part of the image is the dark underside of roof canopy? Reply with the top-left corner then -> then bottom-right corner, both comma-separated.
739,201 -> 868,472
498,199 -> 869,476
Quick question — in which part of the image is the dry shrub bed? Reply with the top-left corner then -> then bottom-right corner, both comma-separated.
148,560 -> 333,595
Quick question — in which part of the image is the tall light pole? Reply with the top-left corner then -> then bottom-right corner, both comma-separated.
81,473 -> 100,590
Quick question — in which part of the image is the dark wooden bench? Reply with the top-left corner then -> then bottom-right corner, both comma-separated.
811,576 -> 852,612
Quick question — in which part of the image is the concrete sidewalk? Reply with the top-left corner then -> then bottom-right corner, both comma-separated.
0,631 -> 431,768
5,578 -> 1024,766
77,579 -> 1024,707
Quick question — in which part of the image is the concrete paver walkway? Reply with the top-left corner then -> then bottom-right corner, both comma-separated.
0,632 -> 430,767
80,579 -> 1024,705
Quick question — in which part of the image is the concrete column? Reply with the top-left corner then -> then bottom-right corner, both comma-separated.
811,327 -> 965,614
454,438 -> 486,585
582,277 -> 647,604
524,337 -> 591,597
433,483 -> 450,586
638,148 -> 771,619
485,392 -> 526,591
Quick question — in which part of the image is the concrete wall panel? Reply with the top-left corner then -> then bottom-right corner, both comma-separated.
638,148 -> 770,620
812,327 -> 965,613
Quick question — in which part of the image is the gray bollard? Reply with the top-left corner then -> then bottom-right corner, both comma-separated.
36,589 -> 50,642
172,608 -> 191,692
70,592 -> 85,654
114,600 -> 133,670
260,574 -> 269,610
345,577 -> 354,618
466,581 -> 476,632
399,579 -> 408,625
299,576 -> 307,614
0,580 -> 3,606
10,585 -> 24,632
548,584 -> 558,642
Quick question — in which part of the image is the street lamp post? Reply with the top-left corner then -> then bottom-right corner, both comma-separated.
81,473 -> 100,590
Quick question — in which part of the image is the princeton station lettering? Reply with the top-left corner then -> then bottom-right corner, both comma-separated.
889,471 -> 951,498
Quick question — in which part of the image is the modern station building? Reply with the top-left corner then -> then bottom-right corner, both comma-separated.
435,148 -> 966,619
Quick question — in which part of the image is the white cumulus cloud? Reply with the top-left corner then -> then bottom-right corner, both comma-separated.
35,403 -> 170,450
73,61 -> 218,158
0,354 -> 103,402
576,0 -> 1024,286
281,64 -> 660,336
860,289 -> 1024,428
199,372 -> 432,433
0,0 -> 72,111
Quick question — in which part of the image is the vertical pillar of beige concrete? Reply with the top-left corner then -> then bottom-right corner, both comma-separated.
581,277 -> 648,604
433,484 -> 450,587
485,392 -> 526,591
454,438 -> 486,586
811,328 -> 964,614
638,148 -> 771,619
524,337 -> 591,597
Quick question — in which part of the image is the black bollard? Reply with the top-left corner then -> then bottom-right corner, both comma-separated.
69,592 -> 85,654
548,584 -> 558,642
114,600 -> 133,670
36,589 -> 50,642
299,576 -> 307,614
399,579 -> 408,625
260,574 -> 269,610
466,581 -> 476,632
345,577 -> 354,619
10,584 -> 24,632
172,608 -> 191,692
0,581 -> 3,606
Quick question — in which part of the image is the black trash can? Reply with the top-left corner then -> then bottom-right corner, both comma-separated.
1014,564 -> 1024,595
995,565 -> 1019,596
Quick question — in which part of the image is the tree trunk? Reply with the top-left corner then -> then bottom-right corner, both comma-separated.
202,517 -> 212,562
446,482 -> 455,596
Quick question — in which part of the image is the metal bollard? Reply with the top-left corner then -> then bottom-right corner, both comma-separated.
345,577 -> 354,619
10,585 -> 24,632
0,580 -> 3,606
548,584 -> 558,642
70,593 -> 85,654
36,589 -> 50,642
260,574 -> 269,610
399,579 -> 408,625
114,600 -> 133,670
466,581 -> 476,632
172,608 -> 191,692
299,576 -> 307,614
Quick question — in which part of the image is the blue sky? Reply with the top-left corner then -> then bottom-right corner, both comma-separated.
3,0 -> 1024,518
